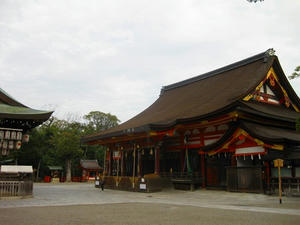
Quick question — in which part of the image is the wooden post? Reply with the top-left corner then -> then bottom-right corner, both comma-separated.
137,148 -> 142,177
116,157 -> 119,187
108,149 -> 112,176
121,151 -> 125,176
201,154 -> 206,188
274,159 -> 284,204
180,149 -> 185,173
132,144 -> 136,189
278,165 -> 282,204
155,146 -> 160,175
231,154 -> 237,166
102,149 -> 107,180
264,161 -> 270,190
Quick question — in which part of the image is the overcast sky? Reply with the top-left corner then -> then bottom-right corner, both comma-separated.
1,0 -> 300,123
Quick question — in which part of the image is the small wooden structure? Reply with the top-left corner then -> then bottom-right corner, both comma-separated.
0,88 -> 52,195
82,49 -> 300,193
47,166 -> 63,183
0,87 -> 53,157
80,160 -> 102,182
0,165 -> 33,198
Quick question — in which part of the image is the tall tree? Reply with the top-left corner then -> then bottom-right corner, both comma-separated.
51,120 -> 83,182
83,111 -> 120,134
18,117 -> 58,180
82,111 -> 120,166
12,111 -> 120,181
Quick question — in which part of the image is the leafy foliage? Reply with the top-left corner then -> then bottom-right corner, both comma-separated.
288,66 -> 300,80
11,111 -> 119,181
83,111 -> 120,134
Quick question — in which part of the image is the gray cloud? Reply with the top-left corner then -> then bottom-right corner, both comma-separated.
0,0 -> 299,122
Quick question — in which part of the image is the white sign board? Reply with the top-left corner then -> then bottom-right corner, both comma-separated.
139,183 -> 146,190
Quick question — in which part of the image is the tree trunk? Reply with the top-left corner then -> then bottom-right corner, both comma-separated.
66,159 -> 72,182
36,159 -> 41,182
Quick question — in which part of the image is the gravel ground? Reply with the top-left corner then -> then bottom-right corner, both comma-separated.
1,183 -> 300,225
1,203 -> 300,225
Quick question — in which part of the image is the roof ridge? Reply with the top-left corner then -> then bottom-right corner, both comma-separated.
160,48 -> 275,95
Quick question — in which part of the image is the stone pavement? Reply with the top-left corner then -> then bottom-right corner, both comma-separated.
1,182 -> 300,216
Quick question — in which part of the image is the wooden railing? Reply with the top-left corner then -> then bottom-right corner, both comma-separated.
160,171 -> 201,180
270,177 -> 300,194
0,180 -> 33,197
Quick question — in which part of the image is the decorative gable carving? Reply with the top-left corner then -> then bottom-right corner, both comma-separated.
243,67 -> 299,112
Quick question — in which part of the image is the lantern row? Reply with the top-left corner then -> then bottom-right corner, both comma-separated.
0,128 -> 30,156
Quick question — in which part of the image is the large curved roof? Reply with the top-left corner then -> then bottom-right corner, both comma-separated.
82,50 -> 300,143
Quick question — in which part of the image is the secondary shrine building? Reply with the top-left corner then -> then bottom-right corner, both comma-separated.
0,88 -> 53,156
0,88 -> 52,198
82,49 -> 300,193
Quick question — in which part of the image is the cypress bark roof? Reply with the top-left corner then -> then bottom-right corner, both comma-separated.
241,121 -> 300,145
82,49 -> 300,143
238,101 -> 300,121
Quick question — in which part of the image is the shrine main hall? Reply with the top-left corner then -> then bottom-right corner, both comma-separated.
82,49 -> 300,193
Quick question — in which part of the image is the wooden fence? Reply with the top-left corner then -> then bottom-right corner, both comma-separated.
0,180 -> 33,197
227,166 -> 263,193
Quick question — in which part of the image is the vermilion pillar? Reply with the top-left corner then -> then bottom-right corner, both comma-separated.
180,149 -> 185,172
108,149 -> 112,176
264,161 -> 270,188
121,151 -> 125,176
155,147 -> 160,175
137,149 -> 142,177
201,154 -> 206,188
231,154 -> 237,166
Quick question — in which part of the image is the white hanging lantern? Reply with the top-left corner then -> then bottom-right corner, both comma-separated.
2,148 -> 7,156
17,132 -> 22,140
23,134 -> 30,142
2,140 -> 8,149
0,131 -> 4,139
16,141 -> 22,150
11,131 -> 16,140
5,131 -> 10,139
8,141 -> 14,150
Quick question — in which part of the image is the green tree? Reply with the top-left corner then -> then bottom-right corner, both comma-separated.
288,66 -> 300,80
51,121 -> 83,182
83,111 -> 120,134
9,111 -> 120,182
82,111 -> 120,166
18,117 -> 58,180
